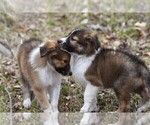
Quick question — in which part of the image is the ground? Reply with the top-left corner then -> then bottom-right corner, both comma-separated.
0,13 -> 150,113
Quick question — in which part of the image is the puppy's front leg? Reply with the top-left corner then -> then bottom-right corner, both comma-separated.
80,83 -> 99,113
49,84 -> 61,113
32,85 -> 50,112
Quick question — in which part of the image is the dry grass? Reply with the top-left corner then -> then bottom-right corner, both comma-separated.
0,13 -> 150,113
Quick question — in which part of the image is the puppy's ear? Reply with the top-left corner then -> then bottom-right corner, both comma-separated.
40,47 -> 51,57
49,51 -> 58,57
91,32 -> 100,50
40,41 -> 57,57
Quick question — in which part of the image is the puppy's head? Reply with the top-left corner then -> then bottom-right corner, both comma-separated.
58,28 -> 100,56
40,40 -> 71,76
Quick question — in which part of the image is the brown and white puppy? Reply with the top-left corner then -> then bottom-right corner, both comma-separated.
58,28 -> 150,112
17,38 -> 71,112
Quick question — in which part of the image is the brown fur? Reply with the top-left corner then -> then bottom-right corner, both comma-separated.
62,28 -> 100,56
85,49 -> 150,112
17,38 -> 71,110
60,28 -> 150,112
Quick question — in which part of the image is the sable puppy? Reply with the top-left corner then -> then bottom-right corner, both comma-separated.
58,28 -> 150,112
17,38 -> 71,112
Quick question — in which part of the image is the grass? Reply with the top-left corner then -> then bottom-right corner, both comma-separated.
0,13 -> 150,113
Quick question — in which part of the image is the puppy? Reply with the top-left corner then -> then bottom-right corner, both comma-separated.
58,28 -> 150,112
17,38 -> 71,112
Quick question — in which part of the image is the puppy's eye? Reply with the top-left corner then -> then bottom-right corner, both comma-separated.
71,37 -> 78,42
63,60 -> 68,64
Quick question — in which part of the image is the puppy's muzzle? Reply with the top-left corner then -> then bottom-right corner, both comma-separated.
58,38 -> 67,43
57,38 -> 67,50
56,67 -> 72,76
58,70 -> 72,76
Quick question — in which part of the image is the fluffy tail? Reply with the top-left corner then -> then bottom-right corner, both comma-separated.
0,41 -> 14,58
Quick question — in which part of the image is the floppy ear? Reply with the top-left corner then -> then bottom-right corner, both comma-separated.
49,51 -> 57,57
40,47 -> 50,57
40,41 -> 58,57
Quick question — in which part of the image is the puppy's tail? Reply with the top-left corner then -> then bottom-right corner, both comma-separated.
0,41 -> 14,58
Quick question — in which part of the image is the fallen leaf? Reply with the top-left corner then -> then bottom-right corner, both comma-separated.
143,52 -> 150,56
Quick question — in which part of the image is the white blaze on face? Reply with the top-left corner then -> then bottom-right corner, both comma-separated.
60,29 -> 82,43
59,37 -> 67,43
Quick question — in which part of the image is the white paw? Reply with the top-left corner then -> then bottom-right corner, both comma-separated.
80,113 -> 91,125
91,104 -> 99,112
137,106 -> 147,113
80,106 -> 88,113
137,100 -> 150,113
80,113 -> 99,125
80,103 -> 99,113
137,108 -> 142,113
80,118 -> 89,125
43,112 -> 59,125
44,106 -> 59,113
23,98 -> 31,108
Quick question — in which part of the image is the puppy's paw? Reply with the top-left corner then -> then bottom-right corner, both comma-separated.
44,106 -> 59,113
80,118 -> 88,125
90,104 -> 99,112
80,106 -> 88,113
137,100 -> 150,113
80,104 -> 99,113
23,98 -> 31,108
43,112 -> 59,125
80,113 -> 98,125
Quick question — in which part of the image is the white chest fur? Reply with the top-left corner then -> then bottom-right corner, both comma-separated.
29,47 -> 62,87
70,54 -> 96,87
36,66 -> 62,87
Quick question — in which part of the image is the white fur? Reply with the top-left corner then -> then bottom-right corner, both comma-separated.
80,113 -> 100,125
61,34 -> 100,112
137,100 -> 150,112
60,37 -> 67,43
136,113 -> 150,125
35,66 -> 62,87
60,33 -> 101,112
43,112 -> 59,125
80,83 -> 99,112
70,54 -> 96,87
23,98 -> 31,108
26,46 -> 63,112
59,29 -> 81,43
70,53 -> 100,112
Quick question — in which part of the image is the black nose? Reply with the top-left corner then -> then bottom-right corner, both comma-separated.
57,39 -> 63,44
69,71 -> 72,76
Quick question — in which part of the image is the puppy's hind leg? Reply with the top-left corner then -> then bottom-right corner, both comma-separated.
21,75 -> 32,108
137,86 -> 150,112
114,86 -> 131,112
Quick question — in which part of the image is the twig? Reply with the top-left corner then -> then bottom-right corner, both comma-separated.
5,85 -> 13,125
